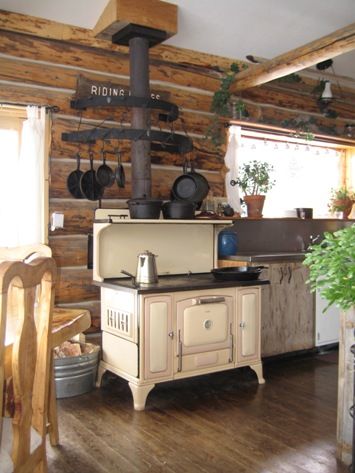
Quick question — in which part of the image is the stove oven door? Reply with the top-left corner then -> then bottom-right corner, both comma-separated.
175,292 -> 234,374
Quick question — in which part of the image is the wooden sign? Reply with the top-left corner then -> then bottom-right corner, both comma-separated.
75,75 -> 170,101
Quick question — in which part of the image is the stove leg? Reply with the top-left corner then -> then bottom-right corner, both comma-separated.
128,382 -> 155,410
250,363 -> 265,384
96,363 -> 107,388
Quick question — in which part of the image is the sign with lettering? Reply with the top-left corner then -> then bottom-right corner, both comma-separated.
75,75 -> 170,101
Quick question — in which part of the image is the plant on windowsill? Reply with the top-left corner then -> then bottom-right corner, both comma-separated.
328,187 -> 355,219
304,225 -> 355,311
230,160 -> 275,218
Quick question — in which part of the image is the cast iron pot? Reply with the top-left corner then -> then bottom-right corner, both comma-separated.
211,266 -> 265,281
127,198 -> 163,219
162,200 -> 196,219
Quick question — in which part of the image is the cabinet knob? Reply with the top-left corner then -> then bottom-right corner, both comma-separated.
168,331 -> 174,339
239,321 -> 246,328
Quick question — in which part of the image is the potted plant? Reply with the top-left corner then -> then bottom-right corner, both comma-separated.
328,187 -> 355,219
304,225 -> 354,464
304,225 -> 355,311
230,160 -> 275,218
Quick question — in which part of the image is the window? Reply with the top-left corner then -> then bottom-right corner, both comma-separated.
227,125 -> 354,218
0,105 -> 50,246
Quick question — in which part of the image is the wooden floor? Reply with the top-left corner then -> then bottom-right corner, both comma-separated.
47,350 -> 349,473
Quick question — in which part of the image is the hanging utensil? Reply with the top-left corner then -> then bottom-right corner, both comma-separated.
79,150 -> 104,201
96,149 -> 115,188
67,152 -> 84,199
114,148 -> 125,188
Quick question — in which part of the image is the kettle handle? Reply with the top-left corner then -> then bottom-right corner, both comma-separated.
121,269 -> 137,287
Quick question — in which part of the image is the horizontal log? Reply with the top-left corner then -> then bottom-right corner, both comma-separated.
49,235 -> 89,267
56,267 -> 99,303
231,23 -> 355,92
0,10 -> 238,72
0,31 -> 220,92
49,200 -> 98,235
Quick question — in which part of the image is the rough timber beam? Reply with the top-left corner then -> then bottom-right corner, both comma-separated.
231,22 -> 355,92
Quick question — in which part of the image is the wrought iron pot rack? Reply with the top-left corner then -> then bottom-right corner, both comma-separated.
61,94 -> 193,154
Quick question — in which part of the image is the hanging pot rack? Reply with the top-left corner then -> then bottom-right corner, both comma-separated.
62,126 -> 193,154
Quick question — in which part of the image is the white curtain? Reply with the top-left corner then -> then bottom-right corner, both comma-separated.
224,125 -> 242,214
0,106 -> 47,246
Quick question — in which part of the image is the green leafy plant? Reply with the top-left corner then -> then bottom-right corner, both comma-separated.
304,225 -> 355,311
328,187 -> 355,213
230,160 -> 275,195
206,62 -> 249,147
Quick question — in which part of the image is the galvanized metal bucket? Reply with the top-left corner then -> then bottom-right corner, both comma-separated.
54,344 -> 100,399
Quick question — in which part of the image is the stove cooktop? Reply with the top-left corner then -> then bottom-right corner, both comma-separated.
96,272 -> 269,294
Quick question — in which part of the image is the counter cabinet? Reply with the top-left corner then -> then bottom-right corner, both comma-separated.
219,259 -> 314,357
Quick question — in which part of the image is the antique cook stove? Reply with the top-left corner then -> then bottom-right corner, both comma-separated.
93,209 -> 267,410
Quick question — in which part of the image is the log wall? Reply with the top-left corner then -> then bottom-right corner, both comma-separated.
0,11 -> 354,332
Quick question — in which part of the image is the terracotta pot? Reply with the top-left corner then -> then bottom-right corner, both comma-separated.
333,198 -> 354,219
243,195 -> 265,218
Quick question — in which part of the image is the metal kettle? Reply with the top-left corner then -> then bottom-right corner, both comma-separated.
121,250 -> 158,286
136,250 -> 158,284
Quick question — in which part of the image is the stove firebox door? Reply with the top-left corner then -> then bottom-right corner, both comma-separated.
177,295 -> 233,355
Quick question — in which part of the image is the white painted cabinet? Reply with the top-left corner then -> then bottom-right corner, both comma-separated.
143,295 -> 173,380
236,287 -> 261,364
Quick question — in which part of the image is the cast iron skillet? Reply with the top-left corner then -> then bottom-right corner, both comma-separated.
211,266 -> 265,281
79,151 -> 104,201
171,161 -> 209,203
114,148 -> 125,188
67,152 -> 84,199
96,150 -> 115,188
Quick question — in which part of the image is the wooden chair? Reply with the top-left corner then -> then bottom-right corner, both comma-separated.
0,257 -> 56,473
0,245 -> 91,447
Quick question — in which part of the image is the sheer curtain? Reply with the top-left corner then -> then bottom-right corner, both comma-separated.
0,106 -> 47,246
224,125 -> 242,214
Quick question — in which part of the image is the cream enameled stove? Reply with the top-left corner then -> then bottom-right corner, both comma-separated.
93,209 -> 267,410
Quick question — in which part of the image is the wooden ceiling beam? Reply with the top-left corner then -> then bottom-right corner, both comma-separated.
231,22 -> 355,92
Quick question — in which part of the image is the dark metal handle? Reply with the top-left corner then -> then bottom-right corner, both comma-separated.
288,266 -> 292,284
279,267 -> 284,284
195,297 -> 226,305
121,269 -> 136,287
178,330 -> 182,372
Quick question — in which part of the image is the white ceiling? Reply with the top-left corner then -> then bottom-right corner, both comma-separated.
1,0 -> 355,81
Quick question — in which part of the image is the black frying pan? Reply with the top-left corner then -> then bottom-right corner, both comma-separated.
80,151 -> 104,201
67,152 -> 84,199
114,149 -> 125,188
171,161 -> 209,202
96,150 -> 115,187
211,266 -> 265,281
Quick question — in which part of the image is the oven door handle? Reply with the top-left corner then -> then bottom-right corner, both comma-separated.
193,296 -> 226,305
178,329 -> 182,372
229,323 -> 234,363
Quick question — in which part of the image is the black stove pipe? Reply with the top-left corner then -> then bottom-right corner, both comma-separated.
129,36 -> 152,199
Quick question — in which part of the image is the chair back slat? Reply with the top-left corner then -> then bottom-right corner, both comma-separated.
0,257 -> 56,472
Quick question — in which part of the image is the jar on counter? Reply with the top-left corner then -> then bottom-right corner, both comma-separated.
218,229 -> 238,257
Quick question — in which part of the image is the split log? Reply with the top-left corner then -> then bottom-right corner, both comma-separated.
231,23 -> 355,92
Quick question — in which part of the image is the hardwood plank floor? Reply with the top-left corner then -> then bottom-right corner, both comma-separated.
47,351 -> 349,473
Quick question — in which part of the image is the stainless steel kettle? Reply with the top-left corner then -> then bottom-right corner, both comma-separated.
136,250 -> 158,284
